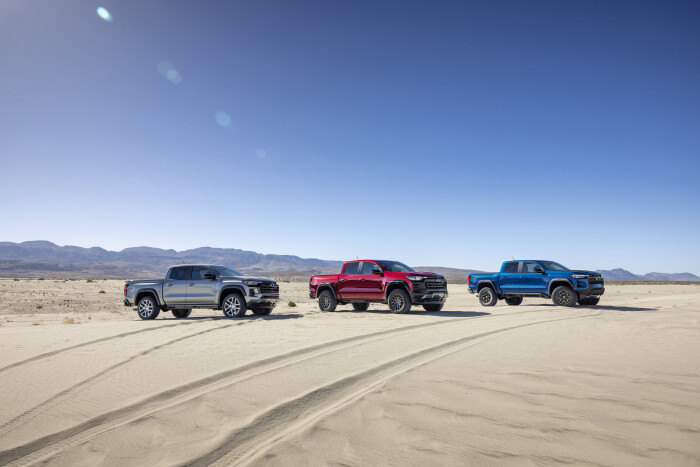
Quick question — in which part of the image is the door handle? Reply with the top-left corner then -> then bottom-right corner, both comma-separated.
339,279 -> 347,282
189,283 -> 195,286
166,283 -> 173,286
359,278 -> 365,281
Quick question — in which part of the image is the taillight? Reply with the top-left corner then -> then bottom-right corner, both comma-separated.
467,274 -> 470,284
124,283 -> 128,295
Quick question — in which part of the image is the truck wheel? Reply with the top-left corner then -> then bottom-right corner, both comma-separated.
423,304 -> 443,312
505,297 -> 523,306
222,292 -> 247,318
552,286 -> 577,307
172,309 -> 191,319
318,290 -> 337,312
578,297 -> 600,306
251,308 -> 272,316
478,287 -> 498,306
388,289 -> 411,314
352,302 -> 370,311
137,295 -> 161,320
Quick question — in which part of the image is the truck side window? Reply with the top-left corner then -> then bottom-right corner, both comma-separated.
522,262 -> 540,273
343,262 -> 359,274
361,262 -> 379,274
503,262 -> 518,273
169,267 -> 190,280
191,266 -> 213,280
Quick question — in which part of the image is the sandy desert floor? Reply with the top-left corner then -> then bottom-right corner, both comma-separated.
0,279 -> 699,466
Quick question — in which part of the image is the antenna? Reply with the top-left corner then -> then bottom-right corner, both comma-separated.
512,256 -> 514,260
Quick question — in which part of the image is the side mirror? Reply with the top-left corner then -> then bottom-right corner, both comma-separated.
372,268 -> 383,276
533,267 -> 544,274
204,273 -> 216,280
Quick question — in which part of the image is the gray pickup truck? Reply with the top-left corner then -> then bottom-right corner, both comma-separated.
123,265 -> 280,319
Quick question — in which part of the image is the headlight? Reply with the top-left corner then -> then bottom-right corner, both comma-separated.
243,280 -> 260,286
570,274 -> 588,279
407,276 -> 425,281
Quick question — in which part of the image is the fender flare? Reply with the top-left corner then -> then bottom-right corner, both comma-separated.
316,283 -> 338,300
476,280 -> 499,295
134,288 -> 163,306
548,279 -> 575,296
384,280 -> 410,300
218,286 -> 247,306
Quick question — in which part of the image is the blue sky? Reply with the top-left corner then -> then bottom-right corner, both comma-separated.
1,0 -> 699,274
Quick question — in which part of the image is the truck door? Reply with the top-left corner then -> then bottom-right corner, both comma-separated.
521,261 -> 548,293
357,261 -> 385,300
187,266 -> 219,305
498,261 -> 521,294
163,266 -> 191,304
337,261 -> 361,299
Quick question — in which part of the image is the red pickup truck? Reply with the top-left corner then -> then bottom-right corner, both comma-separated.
309,260 -> 448,314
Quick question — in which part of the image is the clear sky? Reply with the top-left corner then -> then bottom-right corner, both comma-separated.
1,0 -> 699,274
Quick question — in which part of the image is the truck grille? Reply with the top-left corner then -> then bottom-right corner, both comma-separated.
588,275 -> 604,285
425,279 -> 447,289
260,283 -> 279,294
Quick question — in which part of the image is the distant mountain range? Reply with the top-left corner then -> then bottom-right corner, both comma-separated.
0,241 -> 342,278
594,268 -> 700,282
0,242 -> 698,281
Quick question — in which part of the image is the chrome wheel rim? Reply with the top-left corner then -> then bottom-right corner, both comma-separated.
389,293 -> 404,311
138,299 -> 153,318
224,296 -> 241,316
480,290 -> 491,304
556,290 -> 571,304
319,294 -> 331,310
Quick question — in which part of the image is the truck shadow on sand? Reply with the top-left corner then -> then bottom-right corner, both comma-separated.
337,310 -> 490,318
163,313 -> 304,321
522,304 -> 656,312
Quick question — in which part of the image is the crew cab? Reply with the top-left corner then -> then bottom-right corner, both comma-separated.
124,265 -> 280,319
309,260 -> 448,314
467,260 -> 604,307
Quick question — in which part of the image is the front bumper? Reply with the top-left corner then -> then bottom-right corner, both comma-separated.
411,290 -> 448,304
246,294 -> 280,308
576,287 -> 605,298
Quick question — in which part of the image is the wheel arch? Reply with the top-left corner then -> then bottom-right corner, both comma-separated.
385,280 -> 410,300
548,279 -> 575,296
135,289 -> 161,306
218,286 -> 247,307
476,280 -> 498,293
316,283 -> 338,300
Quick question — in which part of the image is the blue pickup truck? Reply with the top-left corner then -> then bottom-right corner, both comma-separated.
467,260 -> 604,307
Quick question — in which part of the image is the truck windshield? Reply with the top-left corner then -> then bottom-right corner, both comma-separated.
377,261 -> 414,272
211,266 -> 243,276
538,261 -> 569,271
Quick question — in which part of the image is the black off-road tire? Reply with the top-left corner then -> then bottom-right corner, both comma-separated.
222,292 -> 247,318
352,302 -> 370,311
318,290 -> 337,312
387,289 -> 411,314
478,287 -> 498,306
578,297 -> 600,306
505,297 -> 523,306
552,286 -> 577,307
171,309 -> 192,319
423,304 -> 444,312
137,295 -> 161,320
251,308 -> 273,316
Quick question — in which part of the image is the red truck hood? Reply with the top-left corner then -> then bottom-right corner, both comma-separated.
394,271 -> 444,278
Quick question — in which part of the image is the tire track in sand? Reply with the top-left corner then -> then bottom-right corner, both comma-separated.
0,315 -> 481,465
0,320 -> 206,375
0,319 -> 250,439
193,313 -> 601,466
0,311 -> 597,466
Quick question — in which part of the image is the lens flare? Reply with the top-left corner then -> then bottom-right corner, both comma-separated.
157,61 -> 182,84
96,7 -> 113,22
215,111 -> 231,127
